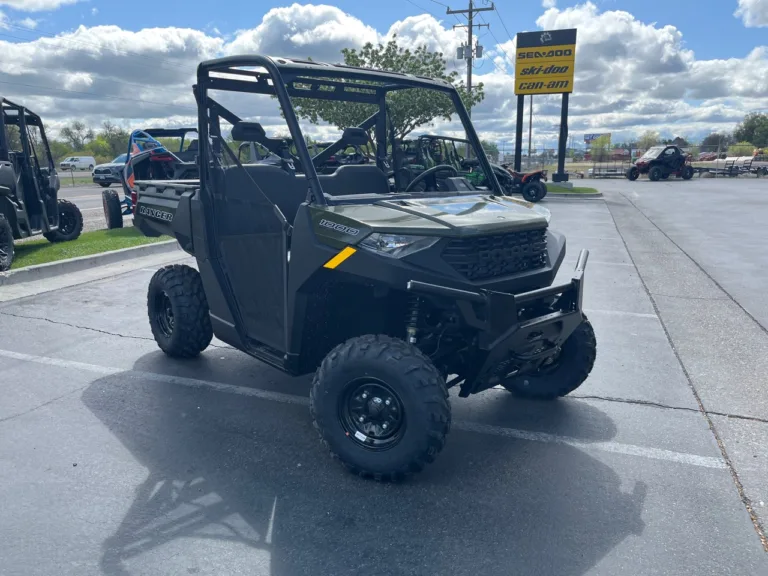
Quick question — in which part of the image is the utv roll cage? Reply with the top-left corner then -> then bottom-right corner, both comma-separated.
193,55 -> 501,209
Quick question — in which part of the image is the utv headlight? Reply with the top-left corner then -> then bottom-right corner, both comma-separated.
359,233 -> 439,258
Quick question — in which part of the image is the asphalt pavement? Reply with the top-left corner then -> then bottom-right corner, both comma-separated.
1,182 -> 767,575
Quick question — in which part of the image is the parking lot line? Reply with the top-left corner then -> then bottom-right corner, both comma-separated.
0,348 -> 726,470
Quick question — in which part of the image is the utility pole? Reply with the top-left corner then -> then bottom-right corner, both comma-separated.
448,1 -> 493,158
528,94 -> 533,166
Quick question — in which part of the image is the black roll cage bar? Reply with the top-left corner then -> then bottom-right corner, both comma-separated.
0,97 -> 55,172
193,55 -> 500,207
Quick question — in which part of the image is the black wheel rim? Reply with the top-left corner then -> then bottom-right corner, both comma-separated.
58,207 -> 76,236
153,290 -> 175,338
338,378 -> 405,451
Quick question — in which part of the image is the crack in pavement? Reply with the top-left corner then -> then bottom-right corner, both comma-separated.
571,394 -> 768,424
0,310 -> 233,350
608,191 -> 768,551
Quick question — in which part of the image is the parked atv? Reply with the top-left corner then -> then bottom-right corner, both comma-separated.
134,55 -> 596,480
0,98 -> 82,271
102,127 -> 198,229
626,145 -> 694,181
498,164 -> 549,202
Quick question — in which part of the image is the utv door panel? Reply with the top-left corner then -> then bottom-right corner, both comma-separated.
212,167 -> 288,351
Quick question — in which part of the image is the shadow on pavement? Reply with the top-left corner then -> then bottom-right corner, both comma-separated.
82,352 -> 647,576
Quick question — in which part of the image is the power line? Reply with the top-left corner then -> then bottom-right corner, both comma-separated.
492,4 -> 515,44
0,79 -> 197,112
403,0 -> 442,18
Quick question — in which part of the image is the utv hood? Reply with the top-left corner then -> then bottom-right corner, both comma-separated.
325,194 -> 549,237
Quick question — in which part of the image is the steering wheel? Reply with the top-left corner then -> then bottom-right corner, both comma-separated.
405,165 -> 458,192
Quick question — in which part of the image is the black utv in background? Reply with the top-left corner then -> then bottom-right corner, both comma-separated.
626,145 -> 694,181
133,55 -> 596,480
0,98 -> 83,271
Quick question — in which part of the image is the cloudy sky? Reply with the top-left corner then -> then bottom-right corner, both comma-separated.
0,0 -> 766,149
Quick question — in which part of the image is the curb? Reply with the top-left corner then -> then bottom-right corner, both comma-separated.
546,192 -> 603,199
0,240 -> 181,287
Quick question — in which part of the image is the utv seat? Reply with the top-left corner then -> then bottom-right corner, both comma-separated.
317,165 -> 389,197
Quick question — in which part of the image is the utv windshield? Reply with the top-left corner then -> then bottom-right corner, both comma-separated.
196,55 -> 498,205
640,146 -> 665,160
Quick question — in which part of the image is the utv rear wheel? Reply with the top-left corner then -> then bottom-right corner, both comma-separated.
44,199 -> 83,243
648,166 -> 663,181
102,189 -> 123,229
0,213 -> 13,272
501,319 -> 596,400
310,334 -> 450,481
682,165 -> 694,180
521,181 -> 546,202
626,166 -> 639,181
147,265 -> 213,358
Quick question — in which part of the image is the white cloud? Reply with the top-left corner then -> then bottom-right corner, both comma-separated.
225,3 -> 378,62
0,2 -> 765,146
91,7 -> 97,16
542,0 -> 557,8
18,17 -> 38,29
735,0 -> 768,27
0,0 -> 81,12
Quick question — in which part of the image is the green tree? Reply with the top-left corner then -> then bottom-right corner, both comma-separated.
637,130 -> 660,150
99,121 -> 130,158
590,134 -> 611,161
60,120 -> 94,151
700,132 -> 731,149
728,141 -> 755,156
480,140 -> 499,160
292,36 -> 485,140
48,139 -> 72,162
734,112 -> 768,148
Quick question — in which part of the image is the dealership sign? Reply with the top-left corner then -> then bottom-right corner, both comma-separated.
584,133 -> 611,143
515,28 -> 577,95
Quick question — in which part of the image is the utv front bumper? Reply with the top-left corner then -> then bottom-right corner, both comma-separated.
407,249 -> 589,396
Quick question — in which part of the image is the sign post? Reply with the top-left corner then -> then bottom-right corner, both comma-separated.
513,28 -> 577,182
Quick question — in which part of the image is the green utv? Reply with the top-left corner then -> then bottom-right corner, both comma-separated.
133,55 -> 596,480
0,98 -> 83,271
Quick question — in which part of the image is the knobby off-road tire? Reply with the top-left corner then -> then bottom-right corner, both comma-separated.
44,199 -> 83,243
521,180 -> 546,202
147,264 -> 213,358
681,165 -> 694,180
102,189 -> 123,229
648,166 -> 663,181
310,334 -> 451,481
626,166 -> 639,181
502,319 -> 597,400
0,213 -> 14,271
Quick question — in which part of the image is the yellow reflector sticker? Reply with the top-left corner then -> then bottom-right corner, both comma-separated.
323,246 -> 356,269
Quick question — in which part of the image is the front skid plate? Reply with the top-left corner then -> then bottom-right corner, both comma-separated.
408,249 -> 589,395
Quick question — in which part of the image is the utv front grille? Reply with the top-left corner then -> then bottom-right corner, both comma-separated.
442,228 -> 548,281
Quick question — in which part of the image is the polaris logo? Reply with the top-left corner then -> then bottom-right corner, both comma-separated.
319,219 -> 360,236
139,205 -> 174,222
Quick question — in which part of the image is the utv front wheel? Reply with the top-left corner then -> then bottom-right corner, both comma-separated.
522,181 -> 546,202
681,165 -> 694,180
0,213 -> 14,272
626,166 -> 639,181
310,335 -> 451,481
102,189 -> 123,229
648,166 -> 663,181
147,265 -> 213,358
44,199 -> 83,242
502,319 -> 597,400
